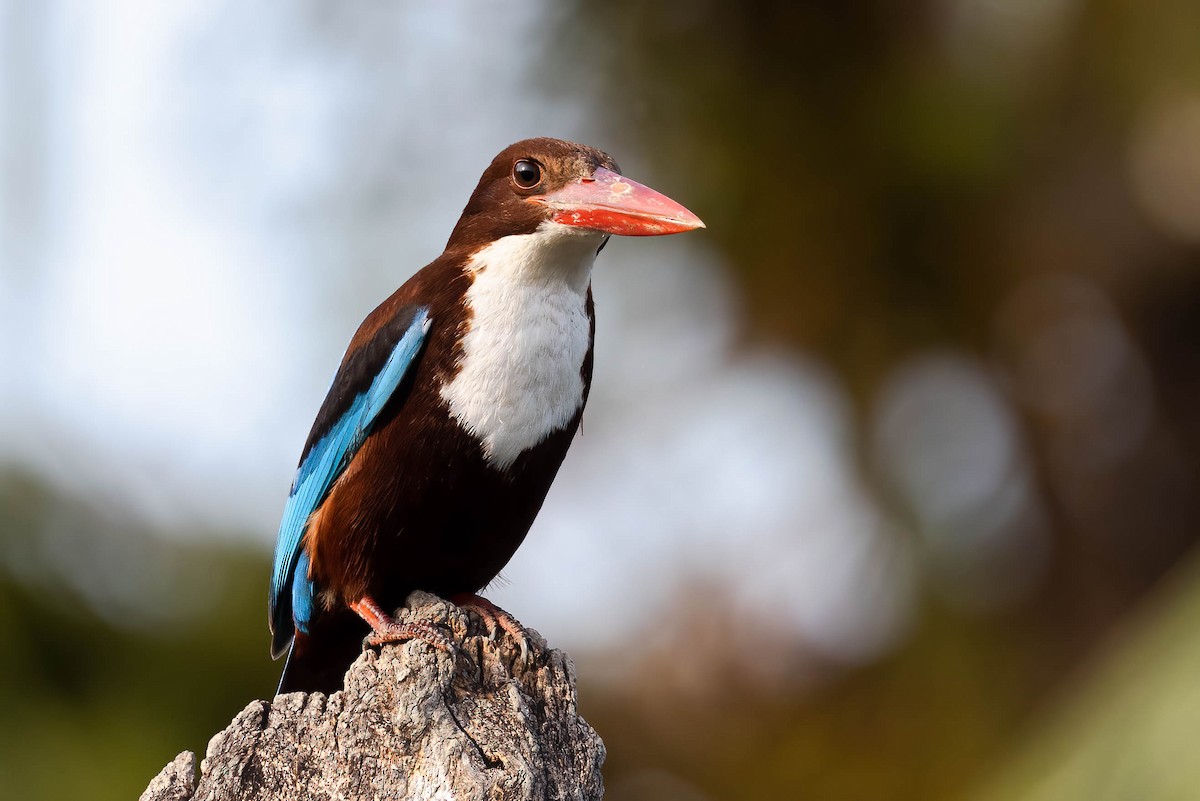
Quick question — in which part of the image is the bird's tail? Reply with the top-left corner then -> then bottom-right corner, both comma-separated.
276,609 -> 368,695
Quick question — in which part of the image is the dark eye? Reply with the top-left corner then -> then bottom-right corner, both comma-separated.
512,159 -> 542,189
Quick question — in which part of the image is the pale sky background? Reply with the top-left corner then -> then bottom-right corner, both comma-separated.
1,0 -> 1051,668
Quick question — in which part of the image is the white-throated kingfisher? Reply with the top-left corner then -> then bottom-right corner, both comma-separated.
269,138 -> 704,693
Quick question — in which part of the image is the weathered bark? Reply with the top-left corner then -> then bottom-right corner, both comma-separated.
141,592 -> 605,801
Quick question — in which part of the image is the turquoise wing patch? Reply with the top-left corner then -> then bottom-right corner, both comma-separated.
268,306 -> 430,658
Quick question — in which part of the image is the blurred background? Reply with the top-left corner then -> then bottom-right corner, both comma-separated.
3,2 -> 1200,799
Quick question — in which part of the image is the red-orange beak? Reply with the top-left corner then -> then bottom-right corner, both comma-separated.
535,167 -> 705,236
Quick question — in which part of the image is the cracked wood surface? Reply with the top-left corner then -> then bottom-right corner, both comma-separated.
140,593 -> 605,801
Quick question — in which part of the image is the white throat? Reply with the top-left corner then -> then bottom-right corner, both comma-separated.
440,222 -> 601,470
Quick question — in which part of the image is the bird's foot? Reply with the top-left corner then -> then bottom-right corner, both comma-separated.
450,593 -> 530,664
365,620 -> 457,653
350,597 -> 456,655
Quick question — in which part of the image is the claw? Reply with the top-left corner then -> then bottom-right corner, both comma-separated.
450,593 -> 531,664
350,596 -> 457,655
365,619 -> 457,654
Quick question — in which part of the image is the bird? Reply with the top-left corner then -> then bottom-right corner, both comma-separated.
268,137 -> 704,694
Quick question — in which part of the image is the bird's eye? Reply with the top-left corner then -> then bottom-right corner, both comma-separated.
512,159 -> 542,189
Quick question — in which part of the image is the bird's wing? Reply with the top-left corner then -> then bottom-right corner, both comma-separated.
269,305 -> 431,658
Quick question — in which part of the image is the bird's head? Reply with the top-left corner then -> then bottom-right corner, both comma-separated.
446,137 -> 704,253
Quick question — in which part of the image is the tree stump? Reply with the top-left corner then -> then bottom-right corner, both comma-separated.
140,592 -> 605,801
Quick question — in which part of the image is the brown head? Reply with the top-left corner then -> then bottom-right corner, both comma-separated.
446,137 -> 704,253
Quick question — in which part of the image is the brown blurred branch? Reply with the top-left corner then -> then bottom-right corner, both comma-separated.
139,593 -> 605,801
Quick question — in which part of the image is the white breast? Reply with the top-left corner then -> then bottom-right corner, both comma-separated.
439,222 -> 600,471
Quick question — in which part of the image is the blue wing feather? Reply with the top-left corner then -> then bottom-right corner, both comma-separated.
269,306 -> 431,657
